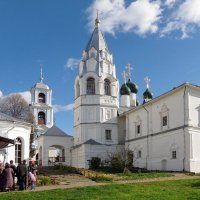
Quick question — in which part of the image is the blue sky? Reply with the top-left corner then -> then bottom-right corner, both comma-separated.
0,0 -> 200,135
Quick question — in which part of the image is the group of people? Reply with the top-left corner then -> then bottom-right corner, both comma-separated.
0,160 -> 37,192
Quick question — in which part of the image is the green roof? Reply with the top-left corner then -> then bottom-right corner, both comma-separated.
120,84 -> 131,95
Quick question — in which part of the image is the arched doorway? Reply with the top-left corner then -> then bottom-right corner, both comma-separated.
38,112 -> 45,125
48,145 -> 65,165
15,137 -> 22,164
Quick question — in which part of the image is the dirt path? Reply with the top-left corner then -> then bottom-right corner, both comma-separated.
35,174 -> 104,191
34,173 -> 199,191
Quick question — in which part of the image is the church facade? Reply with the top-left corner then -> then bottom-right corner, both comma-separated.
1,17 -> 200,173
123,83 -> 200,173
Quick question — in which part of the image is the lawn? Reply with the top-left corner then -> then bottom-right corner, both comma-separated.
0,179 -> 200,200
114,172 -> 174,180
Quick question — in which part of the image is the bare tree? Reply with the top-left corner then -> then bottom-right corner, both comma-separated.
107,146 -> 137,173
0,93 -> 34,123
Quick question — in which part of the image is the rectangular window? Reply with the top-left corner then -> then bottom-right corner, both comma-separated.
105,130 -> 112,140
162,116 -> 168,126
172,151 -> 176,159
137,125 -> 140,134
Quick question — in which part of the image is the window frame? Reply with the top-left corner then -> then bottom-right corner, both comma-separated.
172,150 -> 177,159
86,77 -> 95,95
105,130 -> 112,140
104,79 -> 111,95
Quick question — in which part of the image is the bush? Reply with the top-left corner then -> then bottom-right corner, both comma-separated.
88,157 -> 101,169
79,169 -> 113,182
37,176 -> 51,186
108,148 -> 134,172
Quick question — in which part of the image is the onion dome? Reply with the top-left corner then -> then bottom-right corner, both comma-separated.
143,88 -> 153,100
120,84 -> 131,95
126,79 -> 138,94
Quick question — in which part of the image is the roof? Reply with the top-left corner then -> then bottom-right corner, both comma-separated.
0,136 -> 14,149
0,112 -> 32,126
43,125 -> 72,137
85,26 -> 108,53
83,139 -> 102,145
120,83 -> 131,95
34,82 -> 49,90
119,82 -> 200,116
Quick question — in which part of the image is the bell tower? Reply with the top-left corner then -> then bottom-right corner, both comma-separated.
30,65 -> 53,129
73,15 -> 119,145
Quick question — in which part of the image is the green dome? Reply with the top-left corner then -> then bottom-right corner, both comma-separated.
143,88 -> 153,100
126,79 -> 138,94
120,84 -> 131,95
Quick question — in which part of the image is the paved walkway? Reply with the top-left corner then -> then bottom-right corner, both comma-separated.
33,173 -> 200,191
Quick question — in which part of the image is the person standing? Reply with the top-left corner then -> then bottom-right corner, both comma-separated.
1,163 -> 14,192
9,160 -> 17,191
17,160 -> 28,190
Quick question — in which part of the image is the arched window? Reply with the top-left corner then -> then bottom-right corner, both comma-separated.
38,93 -> 46,103
15,138 -> 22,164
104,79 -> 111,95
38,111 -> 46,125
87,77 -> 95,94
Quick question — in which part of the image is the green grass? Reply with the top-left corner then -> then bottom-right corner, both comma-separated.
1,179 -> 200,200
114,172 -> 174,180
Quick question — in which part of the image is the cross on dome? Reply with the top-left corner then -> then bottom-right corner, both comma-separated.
40,64 -> 44,83
122,71 -> 127,84
144,76 -> 150,89
126,63 -> 133,80
95,9 -> 101,27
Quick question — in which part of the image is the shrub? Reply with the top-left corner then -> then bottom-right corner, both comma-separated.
108,147 -> 134,173
37,175 -> 51,186
79,169 -> 113,182
88,157 -> 101,169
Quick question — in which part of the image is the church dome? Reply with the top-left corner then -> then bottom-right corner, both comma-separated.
120,84 -> 131,95
126,79 -> 138,94
34,82 -> 49,90
143,88 -> 153,100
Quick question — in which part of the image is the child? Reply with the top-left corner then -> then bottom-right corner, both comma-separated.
28,170 -> 36,190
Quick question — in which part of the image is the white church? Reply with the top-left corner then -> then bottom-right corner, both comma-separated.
1,16 -> 200,173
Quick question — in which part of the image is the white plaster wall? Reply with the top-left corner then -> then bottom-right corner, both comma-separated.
72,144 -> 124,169
40,136 -> 73,166
0,121 -> 31,165
125,87 -> 191,172
37,136 -> 73,166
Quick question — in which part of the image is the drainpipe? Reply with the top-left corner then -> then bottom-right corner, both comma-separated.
183,86 -> 187,171
142,105 -> 149,170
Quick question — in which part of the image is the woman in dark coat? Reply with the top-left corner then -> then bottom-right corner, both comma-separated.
1,163 -> 14,192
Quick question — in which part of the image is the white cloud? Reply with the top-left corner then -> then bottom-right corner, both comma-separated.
86,0 -> 200,39
64,58 -> 80,70
0,90 -> 3,99
164,0 -> 176,8
86,0 -> 162,35
0,91 -> 31,104
162,0 -> 200,38
53,103 -> 74,113
18,91 -> 31,104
